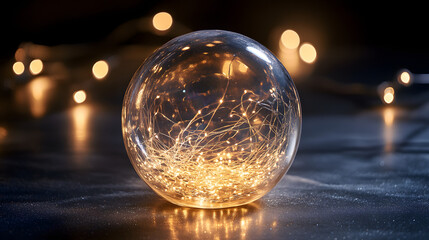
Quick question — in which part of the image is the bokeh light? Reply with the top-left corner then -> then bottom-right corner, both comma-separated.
73,90 -> 87,104
15,48 -> 25,61
29,59 -> 43,75
383,87 -> 395,104
0,126 -> 7,141
13,61 -> 25,75
92,60 -> 109,80
299,43 -> 317,63
398,70 -> 411,85
152,12 -> 173,31
280,30 -> 300,49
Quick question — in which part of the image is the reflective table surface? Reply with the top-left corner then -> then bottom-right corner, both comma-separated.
1,98 -> 429,239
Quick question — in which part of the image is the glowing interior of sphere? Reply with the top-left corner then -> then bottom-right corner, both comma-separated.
122,30 -> 301,208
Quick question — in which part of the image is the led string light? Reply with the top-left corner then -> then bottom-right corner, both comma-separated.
8,11 -> 181,111
137,86 -> 291,207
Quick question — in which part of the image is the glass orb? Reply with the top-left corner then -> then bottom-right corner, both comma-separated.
122,30 -> 301,209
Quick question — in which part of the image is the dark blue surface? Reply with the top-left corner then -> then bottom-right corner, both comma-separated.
1,99 -> 428,239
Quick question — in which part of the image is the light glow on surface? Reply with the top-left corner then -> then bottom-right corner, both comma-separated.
280,30 -> 300,49
92,60 -> 109,80
383,107 -> 395,126
152,12 -> 173,31
150,203 -> 272,240
13,62 -> 25,75
28,77 -> 54,117
299,43 -> 317,63
29,59 -> 43,75
382,107 -> 396,155
73,90 -> 87,104
71,104 -> 91,156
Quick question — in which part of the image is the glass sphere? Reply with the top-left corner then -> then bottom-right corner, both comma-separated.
122,30 -> 301,209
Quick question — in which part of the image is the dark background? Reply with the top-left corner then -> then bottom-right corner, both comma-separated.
2,0 -> 429,116
3,0 -> 429,58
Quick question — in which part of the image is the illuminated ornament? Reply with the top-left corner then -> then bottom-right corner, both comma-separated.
122,30 -> 301,208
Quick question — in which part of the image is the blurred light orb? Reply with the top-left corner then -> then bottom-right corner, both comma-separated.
122,30 -> 301,208
383,87 -> 395,104
29,59 -> 43,75
15,48 -> 25,61
0,126 -> 7,140
398,70 -> 411,85
73,90 -> 87,104
280,29 -> 300,49
13,61 -> 25,75
153,12 -> 173,31
92,60 -> 109,80
299,43 -> 317,63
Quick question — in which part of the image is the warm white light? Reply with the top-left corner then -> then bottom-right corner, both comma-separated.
383,87 -> 395,104
73,90 -> 87,104
280,30 -> 300,49
152,12 -> 173,31
13,61 -> 25,75
29,59 -> 43,75
299,43 -> 317,63
92,60 -> 109,80
399,71 -> 411,85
